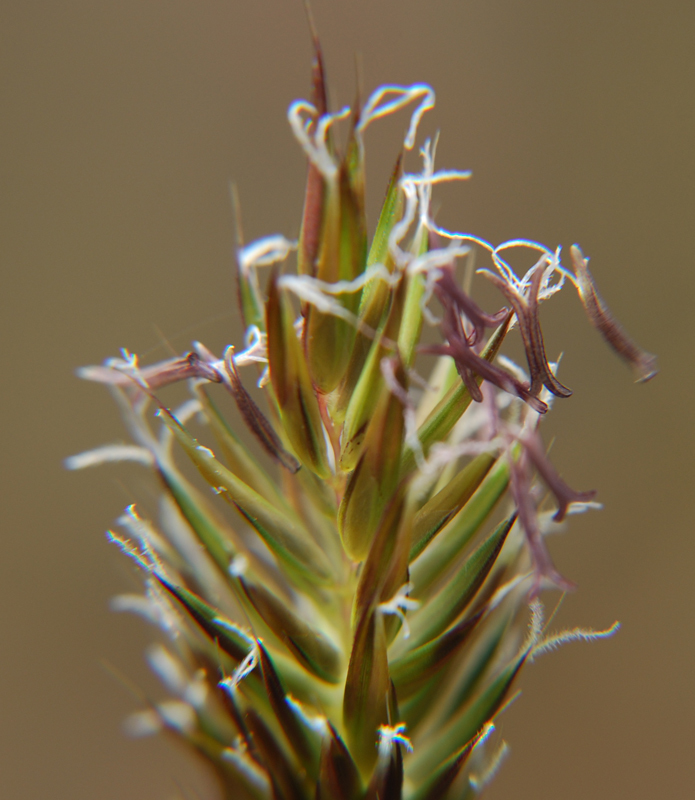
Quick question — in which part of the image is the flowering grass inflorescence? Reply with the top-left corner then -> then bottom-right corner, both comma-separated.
69,37 -> 655,800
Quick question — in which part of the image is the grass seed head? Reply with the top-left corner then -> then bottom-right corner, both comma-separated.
69,34 -> 656,800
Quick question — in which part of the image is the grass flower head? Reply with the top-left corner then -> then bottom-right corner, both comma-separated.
68,35 -> 656,800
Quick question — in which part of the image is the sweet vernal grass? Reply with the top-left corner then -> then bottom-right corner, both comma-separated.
68,36 -> 656,800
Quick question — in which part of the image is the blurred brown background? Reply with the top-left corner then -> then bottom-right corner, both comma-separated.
1,1 -> 693,798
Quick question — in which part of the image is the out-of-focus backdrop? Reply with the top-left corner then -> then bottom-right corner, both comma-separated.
1,1 -> 693,798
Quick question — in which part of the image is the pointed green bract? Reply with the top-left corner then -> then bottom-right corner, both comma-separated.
364,739 -> 404,800
339,276 -> 407,471
408,514 -> 515,648
316,725 -> 362,800
156,575 -> 251,663
258,644 -> 321,772
338,358 -> 407,560
236,250 -> 266,334
353,486 -> 412,626
333,154 -> 404,422
305,160 -> 367,393
266,276 -> 332,479
396,226 -> 429,368
156,461 -> 237,576
159,409 -> 335,586
408,732 -> 480,800
410,651 -> 526,783
410,451 -> 496,560
389,609 -> 483,698
297,27 -> 328,281
244,708 -> 308,800
365,154 -> 404,279
239,576 -> 342,684
343,607 -> 391,774
436,605 -> 512,729
197,386 -> 287,508
410,456 -> 510,595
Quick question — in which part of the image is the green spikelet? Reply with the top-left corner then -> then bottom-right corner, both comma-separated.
69,35 -> 656,800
